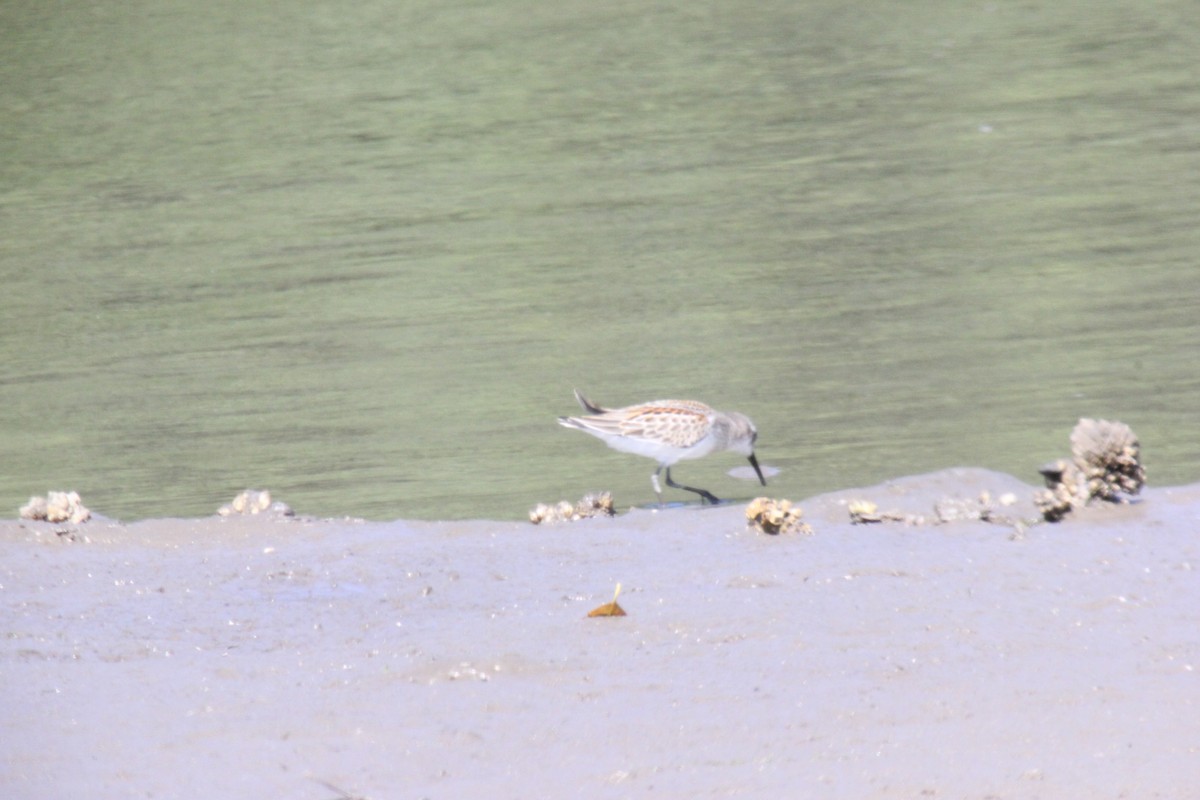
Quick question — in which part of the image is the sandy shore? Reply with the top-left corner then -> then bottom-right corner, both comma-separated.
2,468 -> 1197,799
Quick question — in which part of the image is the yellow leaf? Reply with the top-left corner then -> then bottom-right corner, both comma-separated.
587,583 -> 627,617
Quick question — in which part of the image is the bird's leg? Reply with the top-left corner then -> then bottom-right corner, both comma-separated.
664,467 -> 721,505
651,467 -> 665,506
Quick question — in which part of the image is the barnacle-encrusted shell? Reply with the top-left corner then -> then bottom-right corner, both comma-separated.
1034,458 -> 1088,521
530,492 -> 616,525
1035,419 -> 1144,521
19,491 -> 91,524
575,491 -> 615,518
19,496 -> 49,520
1070,418 -> 1145,500
846,498 -> 922,525
219,489 -> 293,518
746,497 -> 811,535
847,499 -> 881,524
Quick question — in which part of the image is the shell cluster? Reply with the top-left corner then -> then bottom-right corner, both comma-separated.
1070,417 -> 1145,500
847,499 -> 914,525
935,490 -> 1020,524
19,491 -> 91,524
848,491 -> 1022,528
746,497 -> 812,535
1035,418 -> 1144,521
529,491 -> 615,525
1034,459 -> 1088,522
217,489 -> 294,518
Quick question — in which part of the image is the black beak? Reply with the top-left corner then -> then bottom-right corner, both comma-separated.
747,452 -> 766,486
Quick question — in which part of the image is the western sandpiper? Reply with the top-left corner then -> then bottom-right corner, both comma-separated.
557,389 -> 766,505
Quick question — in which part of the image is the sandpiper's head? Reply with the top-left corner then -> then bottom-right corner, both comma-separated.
722,412 -> 758,454
725,412 -> 766,486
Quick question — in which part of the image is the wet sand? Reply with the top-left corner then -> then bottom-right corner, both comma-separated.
2,468 -> 1197,799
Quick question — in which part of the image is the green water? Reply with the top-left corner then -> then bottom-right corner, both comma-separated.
2,0 -> 1198,521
